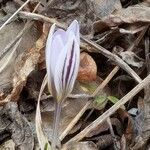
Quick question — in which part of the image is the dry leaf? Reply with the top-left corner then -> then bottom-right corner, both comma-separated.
62,141 -> 98,150
0,19 -> 38,93
0,102 -> 34,149
87,0 -> 122,18
103,5 -> 150,27
85,118 -> 122,138
119,51 -> 144,68
0,140 -> 15,150
77,52 -> 97,82
83,118 -> 122,149
117,108 -> 136,144
0,23 -> 49,105
44,0 -> 97,38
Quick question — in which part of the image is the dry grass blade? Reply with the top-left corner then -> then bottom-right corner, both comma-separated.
0,0 -> 31,31
0,2 -> 41,61
107,117 -> 120,150
0,38 -> 21,73
59,100 -> 92,141
35,74 -> 51,150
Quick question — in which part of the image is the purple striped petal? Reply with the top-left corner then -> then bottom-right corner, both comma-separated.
63,33 -> 76,87
54,33 -> 74,101
66,36 -> 80,93
53,29 -> 67,45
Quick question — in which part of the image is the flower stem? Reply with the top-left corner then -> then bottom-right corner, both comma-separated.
52,101 -> 62,150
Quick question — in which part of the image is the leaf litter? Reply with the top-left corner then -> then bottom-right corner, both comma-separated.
0,0 -> 150,149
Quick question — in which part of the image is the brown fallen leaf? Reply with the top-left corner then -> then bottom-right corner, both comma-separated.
62,141 -> 98,150
82,118 -> 122,149
77,52 -> 97,82
87,0 -> 122,18
103,4 -> 150,27
43,0 -> 97,38
119,51 -> 144,68
0,19 -> 38,94
0,23 -> 49,105
0,102 -> 34,149
85,118 -> 122,138
0,140 -> 15,150
117,108 -> 136,144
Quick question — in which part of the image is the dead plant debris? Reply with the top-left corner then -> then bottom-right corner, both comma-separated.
0,0 -> 150,149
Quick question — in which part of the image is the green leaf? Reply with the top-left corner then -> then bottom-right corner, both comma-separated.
80,82 -> 97,94
95,95 -> 107,105
107,96 -> 119,104
44,143 -> 49,150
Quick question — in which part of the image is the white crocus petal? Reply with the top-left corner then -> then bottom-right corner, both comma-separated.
54,35 -> 74,101
66,36 -> 80,94
53,29 -> 67,45
67,20 -> 80,43
45,24 -> 56,93
50,35 -> 64,75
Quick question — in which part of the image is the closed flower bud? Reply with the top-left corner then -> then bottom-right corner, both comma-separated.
45,20 -> 80,102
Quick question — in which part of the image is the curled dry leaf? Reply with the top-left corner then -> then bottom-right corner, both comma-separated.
119,51 -> 144,68
44,0 -> 97,38
87,0 -> 122,18
94,3 -> 150,28
117,108 -> 136,144
85,118 -> 122,138
0,140 -> 15,150
77,52 -> 97,82
0,23 -> 49,105
0,102 -> 34,149
83,118 -> 122,149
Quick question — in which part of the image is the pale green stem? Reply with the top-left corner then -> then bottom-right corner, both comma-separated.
52,100 -> 62,150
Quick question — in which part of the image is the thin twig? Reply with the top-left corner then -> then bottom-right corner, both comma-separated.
119,26 -> 147,35
59,100 -> 92,141
19,11 -> 66,28
145,37 -> 150,73
0,0 -> 31,31
59,67 -> 119,141
107,117 -> 120,150
66,74 -> 150,143
127,25 -> 149,52
92,66 -> 119,97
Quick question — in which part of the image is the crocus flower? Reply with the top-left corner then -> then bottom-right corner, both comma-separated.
46,20 -> 80,102
45,20 -> 80,150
